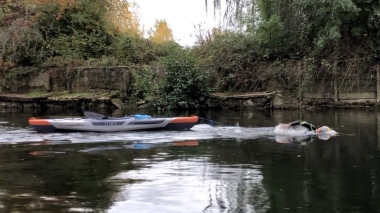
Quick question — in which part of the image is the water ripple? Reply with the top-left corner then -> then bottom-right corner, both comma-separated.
0,124 -> 275,144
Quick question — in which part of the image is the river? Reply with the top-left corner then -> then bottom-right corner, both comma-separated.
0,108 -> 379,213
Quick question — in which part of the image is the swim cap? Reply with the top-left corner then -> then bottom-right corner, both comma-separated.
316,126 -> 330,133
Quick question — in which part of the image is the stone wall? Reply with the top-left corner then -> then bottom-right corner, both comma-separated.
302,74 -> 378,104
71,67 -> 130,92
47,67 -> 133,93
1,71 -> 51,93
2,66 -> 380,108
1,66 -> 162,94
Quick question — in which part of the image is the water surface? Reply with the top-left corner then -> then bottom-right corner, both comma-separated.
0,108 -> 379,212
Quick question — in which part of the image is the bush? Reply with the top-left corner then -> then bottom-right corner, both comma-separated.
127,66 -> 157,102
153,47 -> 211,110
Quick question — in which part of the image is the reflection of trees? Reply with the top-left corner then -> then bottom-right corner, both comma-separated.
201,166 -> 269,213
0,143 -> 148,212
197,140 -> 270,212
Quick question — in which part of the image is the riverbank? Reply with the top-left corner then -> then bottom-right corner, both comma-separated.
0,91 -> 118,110
0,91 -> 378,110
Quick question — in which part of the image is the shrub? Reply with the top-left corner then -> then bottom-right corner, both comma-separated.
153,47 -> 211,110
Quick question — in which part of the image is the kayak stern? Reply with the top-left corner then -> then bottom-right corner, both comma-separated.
165,116 -> 199,130
29,117 -> 58,133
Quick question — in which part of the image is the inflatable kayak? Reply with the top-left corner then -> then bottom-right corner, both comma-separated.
29,111 -> 199,133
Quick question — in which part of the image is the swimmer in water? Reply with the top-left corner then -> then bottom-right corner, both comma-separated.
278,120 -> 331,133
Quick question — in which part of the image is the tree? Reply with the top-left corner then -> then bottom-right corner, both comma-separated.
28,0 -> 77,20
204,0 -> 255,30
32,0 -> 76,7
207,0 -> 380,52
106,0 -> 143,36
153,45 -> 210,110
0,0 -> 44,66
148,19 -> 174,44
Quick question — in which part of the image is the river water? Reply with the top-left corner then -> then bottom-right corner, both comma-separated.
0,108 -> 379,213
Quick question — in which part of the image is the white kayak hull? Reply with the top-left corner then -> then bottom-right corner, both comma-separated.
29,116 -> 199,133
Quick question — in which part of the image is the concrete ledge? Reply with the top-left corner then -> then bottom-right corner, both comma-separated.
303,92 -> 331,99
339,92 -> 376,100
338,99 -> 377,103
210,91 -> 278,100
0,95 -> 48,103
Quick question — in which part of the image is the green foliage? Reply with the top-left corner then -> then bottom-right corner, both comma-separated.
255,14 -> 287,58
195,0 -> 380,96
1,0 -> 213,111
209,0 -> 380,56
0,2 -> 44,68
1,23 -> 45,65
0,0 -> 113,71
153,47 -> 211,110
1,67 -> 39,88
3,0 -> 379,108
127,66 -> 157,102
194,30 -> 273,92
36,1 -> 113,60
86,55 -> 122,67
50,29 -> 112,59
111,35 -> 158,65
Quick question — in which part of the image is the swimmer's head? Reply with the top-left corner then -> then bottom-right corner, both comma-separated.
316,126 -> 330,133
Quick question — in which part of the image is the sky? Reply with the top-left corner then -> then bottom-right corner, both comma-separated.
131,0 -> 221,46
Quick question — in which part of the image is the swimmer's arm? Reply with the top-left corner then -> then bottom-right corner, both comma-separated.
288,120 -> 303,126
278,120 -> 302,129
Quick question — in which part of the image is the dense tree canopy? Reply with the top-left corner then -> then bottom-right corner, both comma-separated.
207,0 -> 380,54
192,0 -> 380,93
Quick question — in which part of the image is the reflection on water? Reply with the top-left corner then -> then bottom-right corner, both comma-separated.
109,159 -> 267,213
0,124 -> 276,144
0,109 -> 379,212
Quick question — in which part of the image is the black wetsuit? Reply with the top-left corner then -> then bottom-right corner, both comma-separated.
289,120 -> 316,132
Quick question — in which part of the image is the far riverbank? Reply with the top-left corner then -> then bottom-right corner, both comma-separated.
0,91 -> 377,111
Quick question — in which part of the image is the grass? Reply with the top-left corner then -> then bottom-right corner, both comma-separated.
211,91 -> 234,97
26,91 -> 51,97
54,91 -> 92,98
